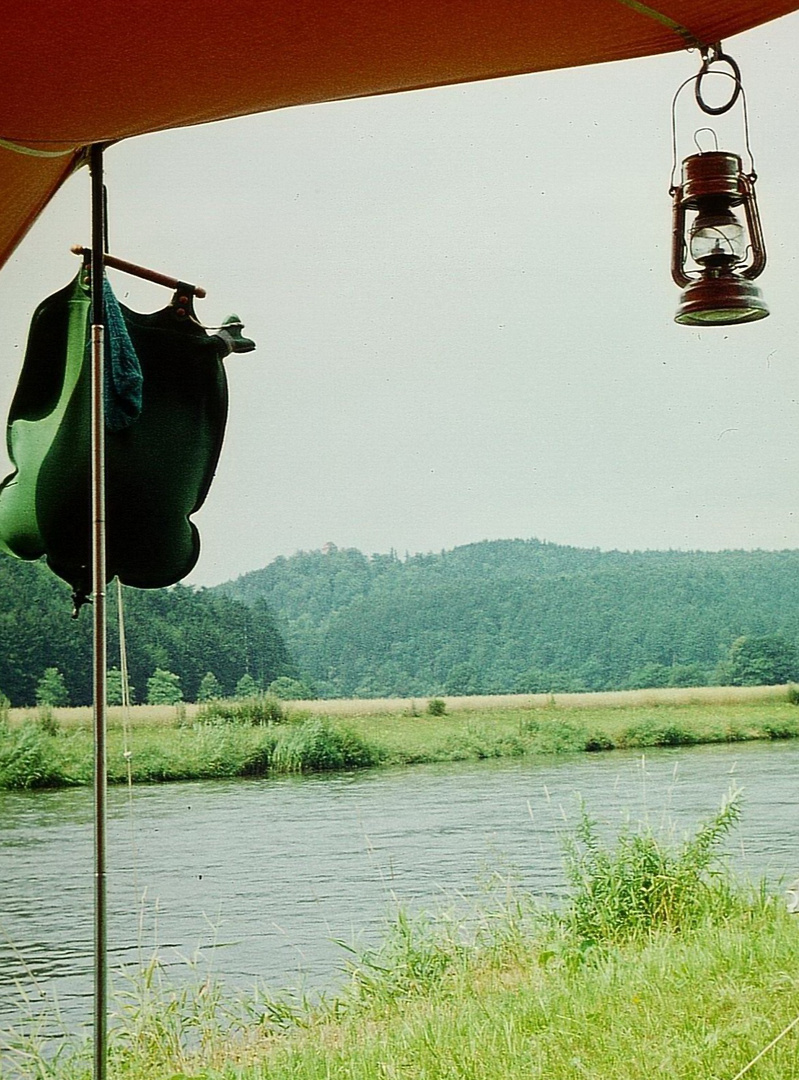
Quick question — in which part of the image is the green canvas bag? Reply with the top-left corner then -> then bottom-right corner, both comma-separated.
0,270 -> 243,609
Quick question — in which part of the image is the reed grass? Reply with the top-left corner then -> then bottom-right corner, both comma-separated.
197,695 -> 288,726
561,794 -> 744,944
0,713 -> 382,788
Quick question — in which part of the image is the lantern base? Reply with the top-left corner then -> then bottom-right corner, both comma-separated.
675,276 -> 769,326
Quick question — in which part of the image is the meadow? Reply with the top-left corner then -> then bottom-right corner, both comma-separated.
1,684 -> 798,790
4,794 -> 799,1079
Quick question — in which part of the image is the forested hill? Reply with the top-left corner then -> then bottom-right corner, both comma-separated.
0,555 -> 296,706
219,540 -> 799,698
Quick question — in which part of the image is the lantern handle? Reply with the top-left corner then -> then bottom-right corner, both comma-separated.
670,49 -> 756,191
740,173 -> 767,280
670,187 -> 692,288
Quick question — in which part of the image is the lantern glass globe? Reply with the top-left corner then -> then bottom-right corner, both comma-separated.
689,210 -> 745,264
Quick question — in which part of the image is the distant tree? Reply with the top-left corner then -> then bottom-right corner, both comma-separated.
35,667 -> 69,707
0,553 -> 296,706
625,663 -> 671,690
107,668 -> 123,707
107,666 -> 134,706
514,667 -> 575,694
197,672 -> 223,702
626,662 -> 709,691
444,663 -> 480,696
235,673 -> 261,699
514,668 -> 549,694
667,663 -> 708,688
267,676 -> 313,700
146,668 -> 183,705
728,634 -> 799,686
712,658 -> 734,686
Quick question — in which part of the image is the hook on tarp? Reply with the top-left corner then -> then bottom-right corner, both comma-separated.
695,45 -> 742,115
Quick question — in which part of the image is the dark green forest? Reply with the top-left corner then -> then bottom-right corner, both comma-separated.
219,539 -> 799,698
5,539 -> 799,706
0,555 -> 296,706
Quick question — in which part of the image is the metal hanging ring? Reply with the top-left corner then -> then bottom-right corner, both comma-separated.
695,51 -> 742,115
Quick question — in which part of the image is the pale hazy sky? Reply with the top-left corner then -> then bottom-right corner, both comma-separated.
1,13 -> 798,585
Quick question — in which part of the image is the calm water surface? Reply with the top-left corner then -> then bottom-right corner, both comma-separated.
1,740 -> 798,1033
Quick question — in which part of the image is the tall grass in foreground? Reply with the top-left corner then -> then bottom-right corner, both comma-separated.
561,796 -> 743,944
7,797 -> 799,1080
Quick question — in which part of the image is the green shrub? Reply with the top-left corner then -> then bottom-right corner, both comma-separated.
35,667 -> 69,707
561,795 -> 742,945
199,695 -> 286,726
427,698 -> 447,716
192,726 -> 273,779
107,666 -> 135,706
443,724 -> 526,760
619,718 -> 699,748
761,715 -> 799,739
124,743 -> 181,784
584,730 -> 615,752
522,716 -> 588,753
271,718 -> 381,773
235,673 -> 261,699
123,727 -> 279,783
267,676 -> 314,700
37,707 -> 59,736
147,668 -> 183,706
345,907 -> 469,1005
240,737 -> 278,776
196,671 -> 222,702
788,683 -> 799,705
0,722 -> 65,789
247,695 -> 286,725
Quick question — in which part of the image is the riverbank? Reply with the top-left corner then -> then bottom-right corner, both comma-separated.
2,686 -> 798,789
5,799 -> 799,1080
27,904 -> 796,1080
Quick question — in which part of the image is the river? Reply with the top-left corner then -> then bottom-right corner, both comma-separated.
1,740 -> 798,1034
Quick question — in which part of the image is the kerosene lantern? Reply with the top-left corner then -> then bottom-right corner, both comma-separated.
670,48 -> 768,325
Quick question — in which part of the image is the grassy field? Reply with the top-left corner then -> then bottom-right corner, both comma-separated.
9,682 -> 788,728
5,797 -> 799,1080
1,685 -> 798,789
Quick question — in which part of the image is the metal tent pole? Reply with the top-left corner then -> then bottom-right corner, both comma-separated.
89,142 -> 108,1080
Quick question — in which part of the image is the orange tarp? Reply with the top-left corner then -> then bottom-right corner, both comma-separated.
1,0 -> 797,268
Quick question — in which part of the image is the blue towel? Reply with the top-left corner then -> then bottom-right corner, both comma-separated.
102,276 -> 143,431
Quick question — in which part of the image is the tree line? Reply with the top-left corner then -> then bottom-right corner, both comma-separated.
0,554 -> 297,706
8,540 -> 799,706
219,540 -> 799,697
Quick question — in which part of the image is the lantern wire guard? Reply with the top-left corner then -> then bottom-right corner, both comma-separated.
669,45 -> 768,326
